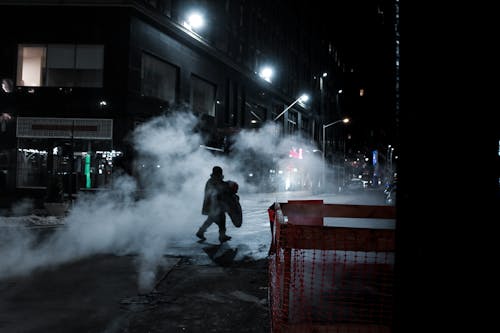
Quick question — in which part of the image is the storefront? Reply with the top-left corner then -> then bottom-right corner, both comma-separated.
16,117 -> 119,191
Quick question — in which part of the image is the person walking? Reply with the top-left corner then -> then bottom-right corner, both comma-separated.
196,166 -> 232,243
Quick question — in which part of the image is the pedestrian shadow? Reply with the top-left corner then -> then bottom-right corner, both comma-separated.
202,243 -> 238,267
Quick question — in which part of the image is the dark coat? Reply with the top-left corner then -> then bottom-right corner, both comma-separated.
202,176 -> 230,216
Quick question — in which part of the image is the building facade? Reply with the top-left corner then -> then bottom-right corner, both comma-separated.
0,0 -> 351,199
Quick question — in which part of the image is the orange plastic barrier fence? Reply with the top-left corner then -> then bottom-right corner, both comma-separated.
286,200 -> 324,225
268,201 -> 396,333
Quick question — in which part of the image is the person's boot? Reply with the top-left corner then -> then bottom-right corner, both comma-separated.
219,234 -> 231,243
196,230 -> 206,241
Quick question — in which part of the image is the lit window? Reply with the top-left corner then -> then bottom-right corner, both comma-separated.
17,44 -> 103,88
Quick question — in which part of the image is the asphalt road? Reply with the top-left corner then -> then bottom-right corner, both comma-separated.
0,252 -> 181,333
0,241 -> 269,333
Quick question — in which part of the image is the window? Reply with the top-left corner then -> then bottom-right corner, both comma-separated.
245,101 -> 266,127
141,52 -> 178,105
17,44 -> 103,88
301,116 -> 310,134
272,104 -> 282,121
191,75 -> 216,116
287,110 -> 298,135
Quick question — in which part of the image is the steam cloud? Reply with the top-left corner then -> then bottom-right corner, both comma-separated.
0,110 -> 325,290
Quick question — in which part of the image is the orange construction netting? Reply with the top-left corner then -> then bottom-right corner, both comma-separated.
268,201 -> 396,333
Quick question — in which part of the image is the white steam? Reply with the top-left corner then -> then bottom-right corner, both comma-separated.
0,111 -> 326,291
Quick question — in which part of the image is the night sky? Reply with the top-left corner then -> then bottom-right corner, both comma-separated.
319,0 -> 397,152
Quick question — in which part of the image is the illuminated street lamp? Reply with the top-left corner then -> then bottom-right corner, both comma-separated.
274,94 -> 309,121
183,11 -> 205,31
322,117 -> 350,191
259,66 -> 274,83
319,72 -> 327,117
322,118 -> 350,159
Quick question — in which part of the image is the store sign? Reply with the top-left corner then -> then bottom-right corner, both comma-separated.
16,117 -> 113,139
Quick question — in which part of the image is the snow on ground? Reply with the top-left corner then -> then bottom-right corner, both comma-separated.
0,214 -> 65,228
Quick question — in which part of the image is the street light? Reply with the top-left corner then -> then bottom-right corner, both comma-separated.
319,73 -> 327,108
322,118 -> 349,159
183,11 -> 205,32
259,66 -> 274,83
317,73 -> 328,142
322,117 -> 349,191
274,94 -> 309,121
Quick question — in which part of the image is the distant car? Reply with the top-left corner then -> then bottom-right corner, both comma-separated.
346,178 -> 365,191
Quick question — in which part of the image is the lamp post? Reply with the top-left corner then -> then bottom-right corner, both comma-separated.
272,93 -> 309,191
319,72 -> 327,119
274,94 -> 309,121
389,146 -> 395,178
322,117 -> 349,192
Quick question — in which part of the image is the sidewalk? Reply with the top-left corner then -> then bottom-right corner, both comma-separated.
118,254 -> 270,333
0,249 -> 270,333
